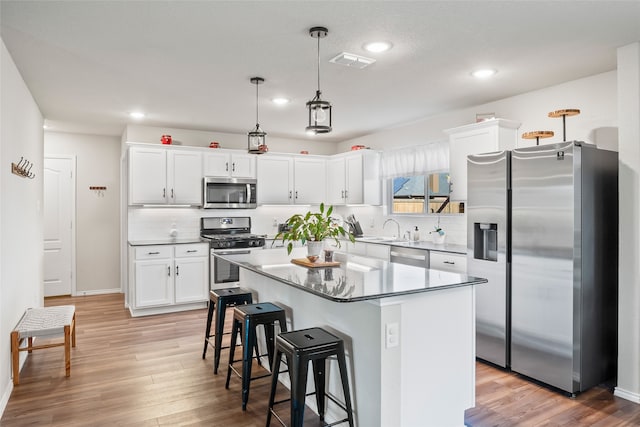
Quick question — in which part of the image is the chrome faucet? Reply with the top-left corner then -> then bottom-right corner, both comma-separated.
383,218 -> 401,239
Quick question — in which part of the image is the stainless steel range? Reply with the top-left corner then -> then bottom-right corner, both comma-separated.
200,217 -> 265,289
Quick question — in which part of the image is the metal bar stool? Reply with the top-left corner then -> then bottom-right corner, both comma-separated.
225,302 -> 288,410
203,287 -> 257,374
266,327 -> 354,427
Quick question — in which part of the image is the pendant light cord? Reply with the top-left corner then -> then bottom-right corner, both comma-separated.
316,35 -> 321,94
255,80 -> 259,126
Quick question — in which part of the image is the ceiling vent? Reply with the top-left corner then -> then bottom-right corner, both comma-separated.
329,52 -> 376,69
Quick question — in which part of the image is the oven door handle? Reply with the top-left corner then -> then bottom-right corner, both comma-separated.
215,250 -> 251,255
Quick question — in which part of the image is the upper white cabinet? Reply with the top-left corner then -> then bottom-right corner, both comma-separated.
203,151 -> 256,178
257,154 -> 326,205
445,119 -> 520,201
327,150 -> 381,205
129,146 -> 202,206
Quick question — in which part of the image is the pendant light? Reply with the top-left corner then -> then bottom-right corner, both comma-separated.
306,26 -> 332,135
248,77 -> 267,153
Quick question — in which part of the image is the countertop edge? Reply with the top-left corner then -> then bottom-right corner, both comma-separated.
218,253 -> 486,303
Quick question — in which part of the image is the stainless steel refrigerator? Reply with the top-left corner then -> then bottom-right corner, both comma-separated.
467,141 -> 618,394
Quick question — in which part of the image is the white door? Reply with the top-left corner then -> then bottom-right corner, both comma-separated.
44,157 -> 75,296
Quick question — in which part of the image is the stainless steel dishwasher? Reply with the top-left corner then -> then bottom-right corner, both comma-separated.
389,246 -> 429,268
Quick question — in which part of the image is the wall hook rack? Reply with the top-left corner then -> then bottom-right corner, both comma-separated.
12,157 -> 35,179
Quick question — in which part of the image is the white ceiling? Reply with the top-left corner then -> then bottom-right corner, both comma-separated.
2,1 -> 640,143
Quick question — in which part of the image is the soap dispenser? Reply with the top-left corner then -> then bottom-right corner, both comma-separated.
413,226 -> 420,242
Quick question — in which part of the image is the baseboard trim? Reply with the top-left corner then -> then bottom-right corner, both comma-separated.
614,387 -> 640,403
1,378 -> 14,419
73,288 -> 121,296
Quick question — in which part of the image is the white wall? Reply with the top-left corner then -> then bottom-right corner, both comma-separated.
0,38 -> 44,413
616,42 -> 640,403
124,124 -> 340,156
44,132 -> 121,294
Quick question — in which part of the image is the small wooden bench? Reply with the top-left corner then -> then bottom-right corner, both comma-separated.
11,305 -> 76,385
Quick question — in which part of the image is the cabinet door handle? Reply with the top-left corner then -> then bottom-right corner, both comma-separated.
167,266 -> 171,276
344,190 -> 348,199
176,265 -> 179,276
163,188 -> 166,198
148,251 -> 160,255
289,191 -> 292,199
171,188 -> 174,199
341,190 -> 344,198
444,261 -> 455,265
232,162 -> 236,172
295,191 -> 298,199
186,250 -> 197,253
225,162 -> 229,172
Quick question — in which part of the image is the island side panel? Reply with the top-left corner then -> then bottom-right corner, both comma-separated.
399,285 -> 476,427
240,268 -> 387,427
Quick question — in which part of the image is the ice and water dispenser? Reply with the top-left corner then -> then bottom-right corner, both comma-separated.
474,223 -> 498,262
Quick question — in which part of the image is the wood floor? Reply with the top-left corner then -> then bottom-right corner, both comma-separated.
2,294 -> 639,426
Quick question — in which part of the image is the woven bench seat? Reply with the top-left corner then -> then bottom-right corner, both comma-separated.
11,305 -> 76,385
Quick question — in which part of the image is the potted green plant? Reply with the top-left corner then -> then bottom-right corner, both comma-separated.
275,203 -> 355,260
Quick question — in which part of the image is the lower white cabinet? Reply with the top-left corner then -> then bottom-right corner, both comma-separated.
429,251 -> 467,273
129,243 -> 209,316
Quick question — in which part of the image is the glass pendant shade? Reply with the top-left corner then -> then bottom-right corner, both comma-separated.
306,92 -> 332,134
248,126 -> 266,152
248,77 -> 267,153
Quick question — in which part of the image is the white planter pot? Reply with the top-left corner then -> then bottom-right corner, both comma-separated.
432,232 -> 446,245
306,240 -> 325,260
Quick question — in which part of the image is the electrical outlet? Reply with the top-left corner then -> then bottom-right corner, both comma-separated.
385,322 -> 399,348
273,218 -> 278,227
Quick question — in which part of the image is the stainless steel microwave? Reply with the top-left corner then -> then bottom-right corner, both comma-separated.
203,177 -> 257,209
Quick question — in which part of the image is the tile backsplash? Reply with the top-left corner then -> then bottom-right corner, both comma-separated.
128,205 -> 467,246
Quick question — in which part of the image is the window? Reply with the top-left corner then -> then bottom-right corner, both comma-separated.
391,173 -> 464,215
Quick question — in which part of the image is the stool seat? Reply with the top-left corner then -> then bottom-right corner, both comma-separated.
267,327 -> 354,427
226,302 -> 287,410
203,287 -> 254,374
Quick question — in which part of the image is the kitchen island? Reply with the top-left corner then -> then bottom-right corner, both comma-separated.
215,247 -> 486,427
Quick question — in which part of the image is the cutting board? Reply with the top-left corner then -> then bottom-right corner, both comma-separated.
291,258 -> 341,268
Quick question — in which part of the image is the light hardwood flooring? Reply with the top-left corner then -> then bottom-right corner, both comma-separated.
2,293 -> 639,426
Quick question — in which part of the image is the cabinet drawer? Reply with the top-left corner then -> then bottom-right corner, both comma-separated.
174,243 -> 209,258
430,251 -> 467,273
135,246 -> 172,260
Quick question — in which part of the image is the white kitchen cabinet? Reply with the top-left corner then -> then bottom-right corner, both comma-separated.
445,119 -> 520,201
174,245 -> 209,304
129,243 -> 208,316
129,146 -> 202,205
257,154 -> 326,205
327,150 -> 381,205
203,151 -> 256,178
429,251 -> 467,273
293,157 -> 326,204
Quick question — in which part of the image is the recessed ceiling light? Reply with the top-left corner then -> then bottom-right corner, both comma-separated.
471,69 -> 497,79
272,97 -> 290,105
129,111 -> 145,119
363,41 -> 392,53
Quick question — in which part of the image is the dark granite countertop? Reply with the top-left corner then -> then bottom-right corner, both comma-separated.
214,247 -> 485,303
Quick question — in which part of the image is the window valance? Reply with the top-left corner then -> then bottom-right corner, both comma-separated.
381,140 -> 449,178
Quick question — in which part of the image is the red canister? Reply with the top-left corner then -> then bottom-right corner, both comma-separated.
161,135 -> 172,145
209,141 -> 220,148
